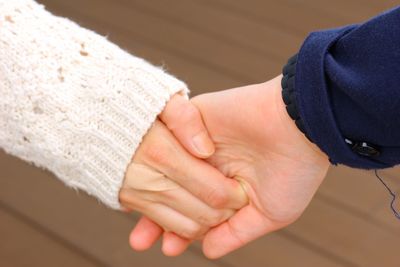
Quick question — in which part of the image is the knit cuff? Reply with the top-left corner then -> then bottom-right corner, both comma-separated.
0,0 -> 188,209
67,69 -> 188,209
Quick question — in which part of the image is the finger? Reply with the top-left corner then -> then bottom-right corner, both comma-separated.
130,216 -> 192,255
123,163 -> 235,226
129,216 -> 162,251
160,94 -> 215,158
202,205 -> 280,259
137,121 -> 248,209
154,154 -> 248,210
137,186 -> 236,228
162,232 -> 192,257
120,191 -> 208,239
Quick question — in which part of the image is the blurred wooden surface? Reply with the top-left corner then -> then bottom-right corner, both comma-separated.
1,0 -> 400,266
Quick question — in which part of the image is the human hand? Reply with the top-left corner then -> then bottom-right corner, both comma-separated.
119,95 -> 248,255
131,76 -> 330,258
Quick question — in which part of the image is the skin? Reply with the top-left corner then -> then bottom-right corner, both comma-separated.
130,75 -> 331,258
118,95 -> 248,254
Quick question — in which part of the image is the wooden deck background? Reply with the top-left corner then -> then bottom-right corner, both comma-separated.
1,0 -> 400,266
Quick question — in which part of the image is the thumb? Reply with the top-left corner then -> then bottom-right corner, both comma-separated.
160,94 -> 215,158
202,206 -> 275,259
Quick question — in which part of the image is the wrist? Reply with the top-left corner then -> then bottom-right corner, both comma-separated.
270,75 -> 330,166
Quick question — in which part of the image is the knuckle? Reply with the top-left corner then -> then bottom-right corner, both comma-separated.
118,189 -> 147,210
119,188 -> 133,203
143,144 -> 170,167
140,137 -> 181,175
179,223 -> 203,239
181,103 -> 201,122
197,212 -> 224,227
163,100 -> 201,131
160,189 -> 179,203
204,187 -> 230,209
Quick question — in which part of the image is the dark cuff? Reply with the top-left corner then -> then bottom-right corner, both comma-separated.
281,54 -> 313,143
282,26 -> 389,169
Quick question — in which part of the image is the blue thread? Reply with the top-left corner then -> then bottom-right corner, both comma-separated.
374,169 -> 400,220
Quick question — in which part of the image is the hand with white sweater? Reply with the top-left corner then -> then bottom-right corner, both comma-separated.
0,0 -> 247,241
120,97 -> 247,244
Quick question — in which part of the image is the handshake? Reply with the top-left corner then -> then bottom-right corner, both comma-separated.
119,75 -> 330,258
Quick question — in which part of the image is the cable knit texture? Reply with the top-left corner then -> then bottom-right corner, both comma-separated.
0,0 -> 188,209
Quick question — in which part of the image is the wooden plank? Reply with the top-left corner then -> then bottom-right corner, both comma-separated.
218,233 -> 347,267
200,0 -> 348,35
371,201 -> 400,233
129,0 -> 400,65
366,166 -> 400,233
318,166 -> 389,216
363,0 -> 400,11
317,166 -> 400,236
38,0 -> 243,95
380,166 -> 400,188
291,0 -> 398,21
41,0 -> 279,83
121,0 -> 302,64
285,198 -> 400,267
204,0 -> 399,37
0,206 -> 101,267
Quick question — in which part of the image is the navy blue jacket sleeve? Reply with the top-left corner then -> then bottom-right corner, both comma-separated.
293,6 -> 400,169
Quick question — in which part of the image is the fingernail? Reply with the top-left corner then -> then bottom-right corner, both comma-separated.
192,132 -> 215,157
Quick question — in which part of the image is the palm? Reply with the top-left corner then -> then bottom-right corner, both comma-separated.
191,76 -> 330,257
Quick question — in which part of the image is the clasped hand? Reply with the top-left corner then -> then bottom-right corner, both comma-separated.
119,76 -> 330,258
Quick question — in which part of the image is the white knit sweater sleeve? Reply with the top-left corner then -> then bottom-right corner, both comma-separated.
0,0 -> 188,209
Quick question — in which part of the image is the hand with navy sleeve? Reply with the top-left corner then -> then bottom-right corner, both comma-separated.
131,76 -> 330,258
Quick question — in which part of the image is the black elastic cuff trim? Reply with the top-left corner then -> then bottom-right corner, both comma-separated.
281,54 -> 313,143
